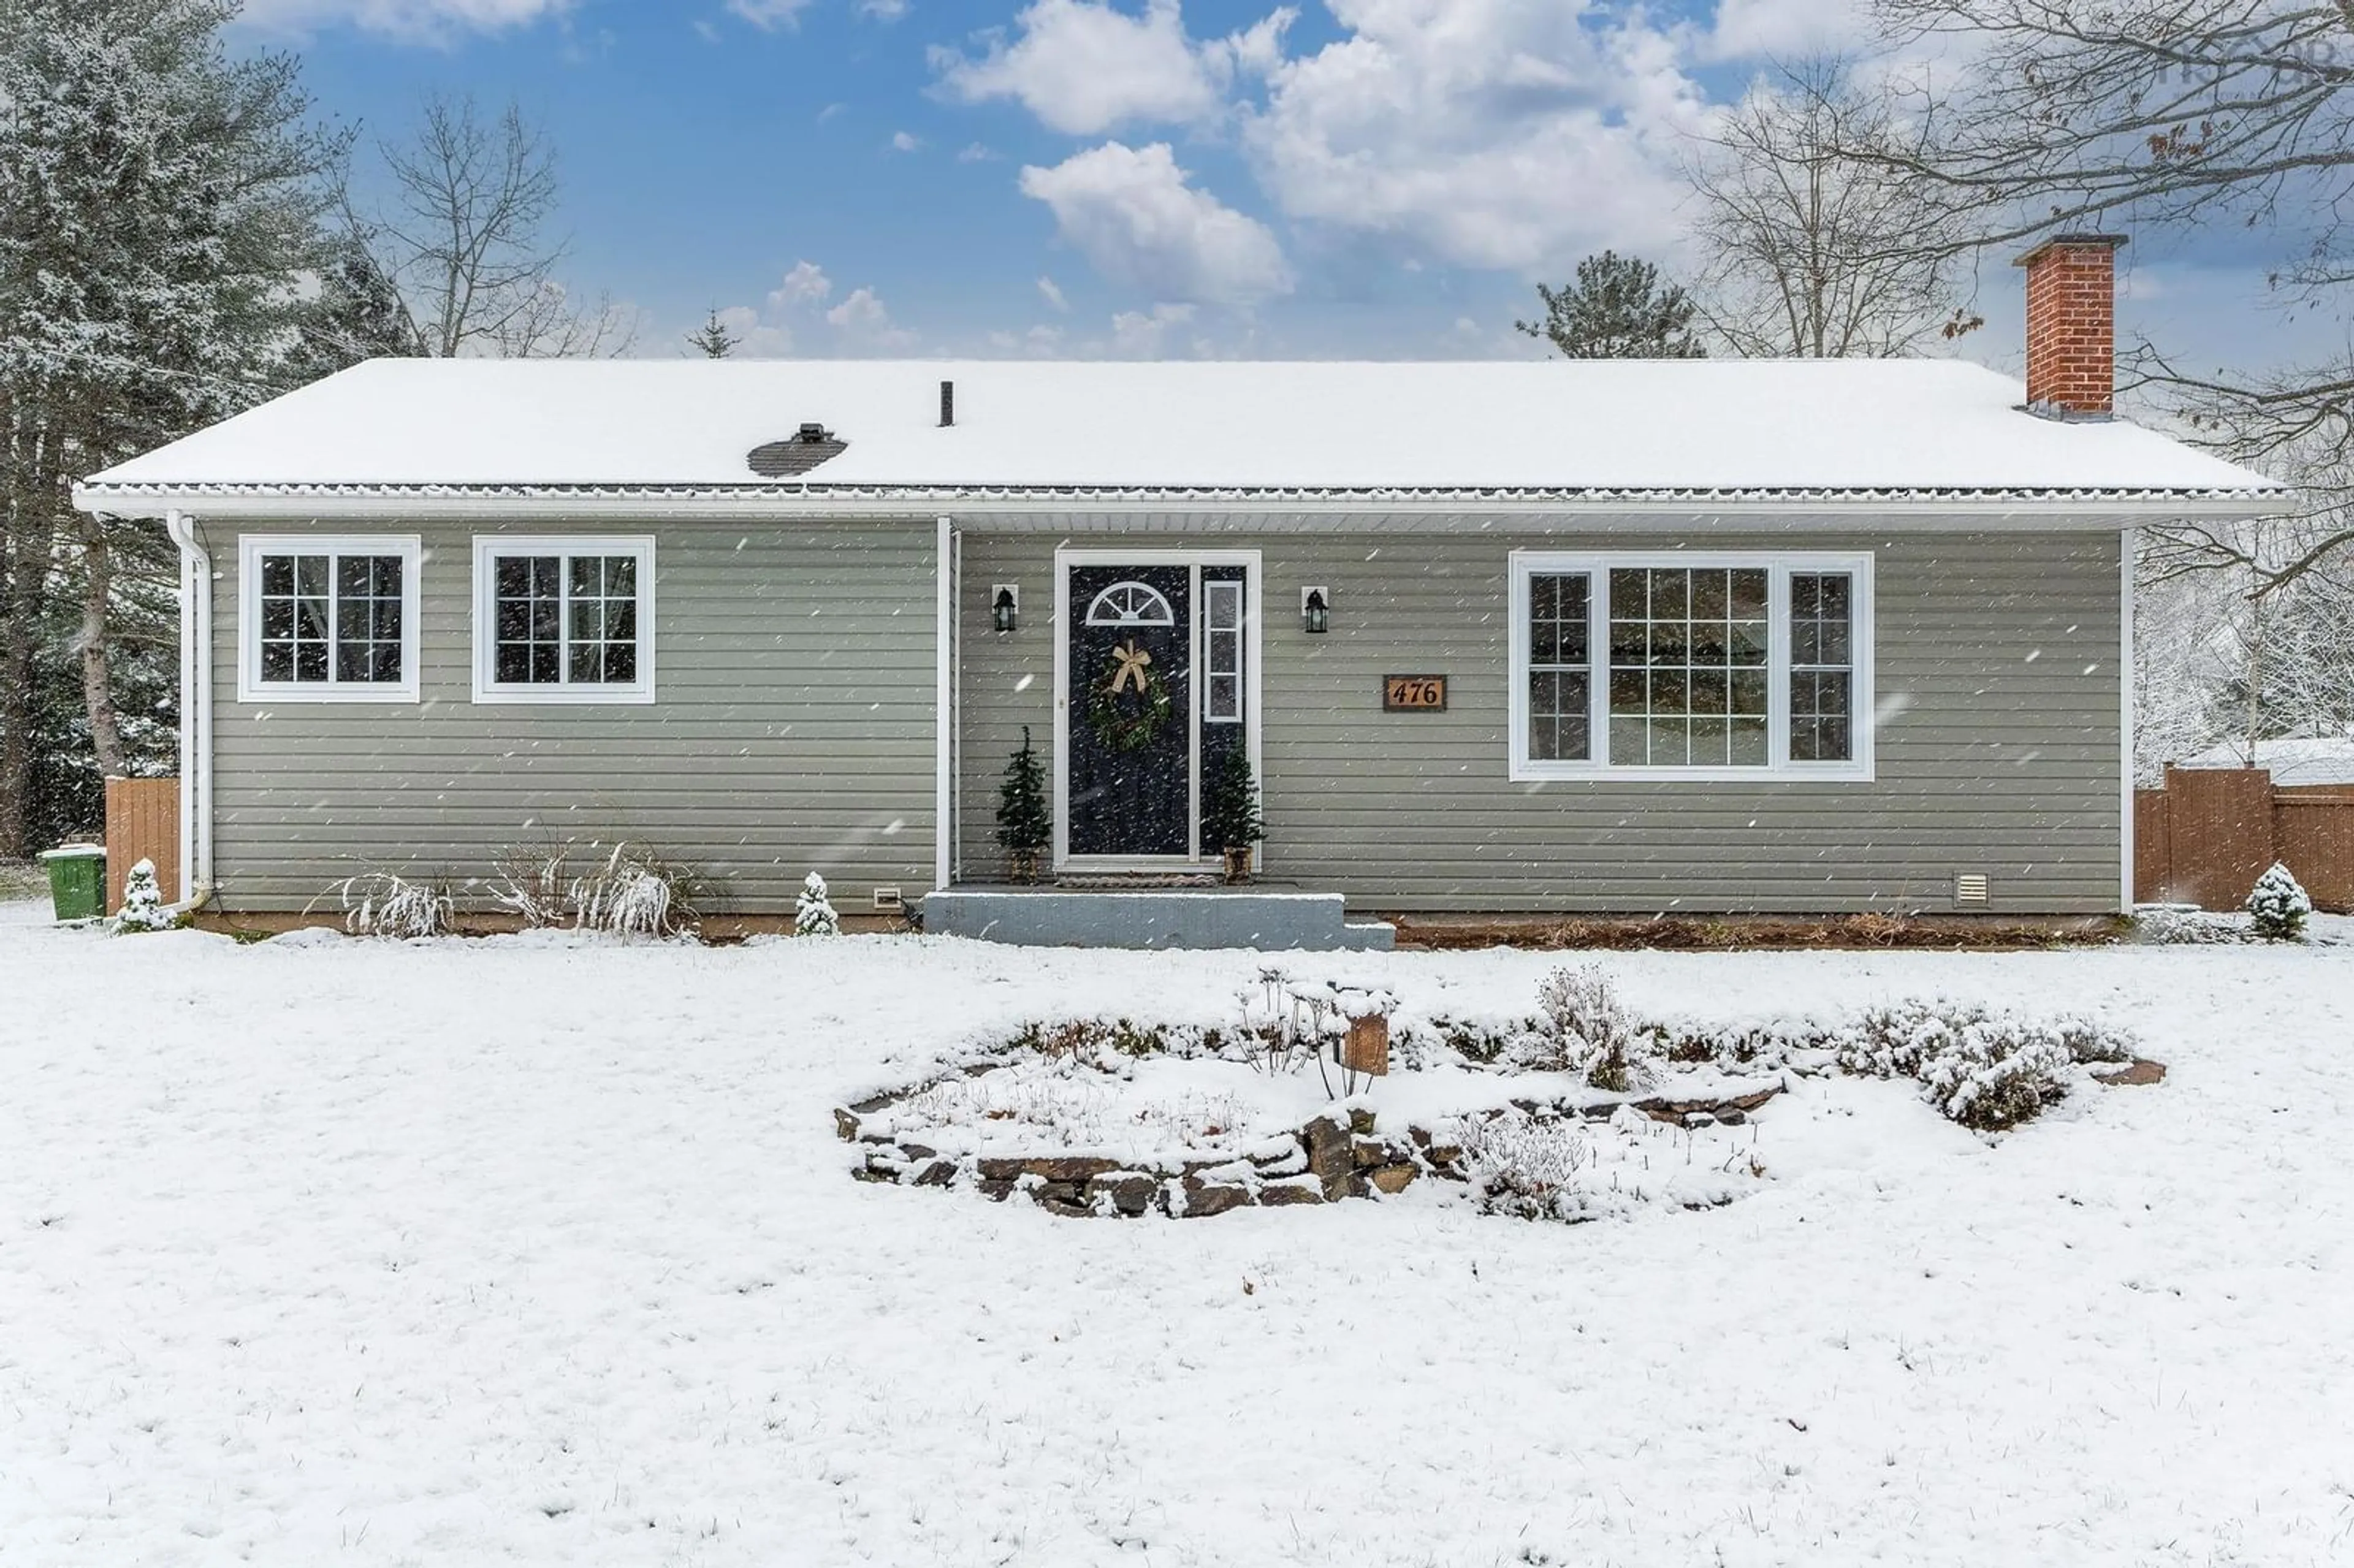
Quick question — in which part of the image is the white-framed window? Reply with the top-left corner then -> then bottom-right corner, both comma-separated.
237,535 -> 422,704
471,536 -> 657,705
1509,550 -> 1874,782
1203,579 -> 1244,723
1084,581 -> 1176,627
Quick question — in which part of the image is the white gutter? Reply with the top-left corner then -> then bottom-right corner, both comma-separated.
69,487 -> 2290,530
161,511 -> 214,902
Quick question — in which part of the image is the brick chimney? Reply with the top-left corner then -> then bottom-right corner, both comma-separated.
2014,234 -> 2128,418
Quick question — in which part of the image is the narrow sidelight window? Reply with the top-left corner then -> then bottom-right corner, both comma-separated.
1204,579 -> 1244,723
473,537 -> 655,704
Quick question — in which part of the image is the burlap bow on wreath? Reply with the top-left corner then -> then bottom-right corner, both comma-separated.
1086,637 -> 1173,753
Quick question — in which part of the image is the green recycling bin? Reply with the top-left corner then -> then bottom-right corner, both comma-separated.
36,844 -> 106,923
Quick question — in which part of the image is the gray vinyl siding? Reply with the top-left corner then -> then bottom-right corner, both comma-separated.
204,518 -> 937,912
956,530 -> 2124,915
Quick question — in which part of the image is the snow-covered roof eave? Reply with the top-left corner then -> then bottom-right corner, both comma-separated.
73,479 -> 2293,531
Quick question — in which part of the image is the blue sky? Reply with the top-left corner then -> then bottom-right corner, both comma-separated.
237,0 -> 2307,373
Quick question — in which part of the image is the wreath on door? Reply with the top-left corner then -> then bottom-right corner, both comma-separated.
1086,638 -> 1173,753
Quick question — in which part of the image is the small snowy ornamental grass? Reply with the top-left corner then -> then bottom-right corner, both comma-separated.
571,843 -> 698,940
326,872 -> 453,940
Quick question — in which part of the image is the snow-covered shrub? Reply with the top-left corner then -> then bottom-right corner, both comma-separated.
794,872 -> 840,936
490,839 -> 573,928
1454,1110 -> 1596,1221
2247,862 -> 2313,942
573,843 -> 699,939
329,871 -> 454,939
1839,1000 -> 2134,1132
2132,904 -> 2248,945
112,858 -> 174,934
1528,964 -> 1652,1090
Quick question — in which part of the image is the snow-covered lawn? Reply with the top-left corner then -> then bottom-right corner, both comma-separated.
5,916 -> 2353,1566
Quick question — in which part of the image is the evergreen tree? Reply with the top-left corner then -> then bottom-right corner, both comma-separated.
114,856 -> 172,932
794,871 -> 841,936
282,229 -> 416,384
2246,862 -> 2312,942
1202,747 -> 1265,853
994,726 -> 1051,875
685,308 -> 741,359
1516,251 -> 1707,359
0,0 -> 340,854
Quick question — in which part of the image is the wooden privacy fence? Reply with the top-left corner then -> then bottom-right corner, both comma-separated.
103,776 -> 180,915
2135,764 -> 2354,913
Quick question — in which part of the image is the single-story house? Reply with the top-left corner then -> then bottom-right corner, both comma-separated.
73,235 -> 2286,937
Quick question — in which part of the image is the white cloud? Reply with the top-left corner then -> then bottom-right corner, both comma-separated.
1704,0 -> 1870,62
958,142 -> 1001,162
710,267 -> 916,356
1108,302 -> 1195,356
728,0 -> 815,29
1037,275 -> 1070,311
232,0 -> 570,40
1240,0 -> 1710,275
858,0 -> 910,17
770,261 -> 833,309
891,131 -> 923,152
931,0 -> 1292,136
1019,141 -> 1290,305
825,286 -> 889,330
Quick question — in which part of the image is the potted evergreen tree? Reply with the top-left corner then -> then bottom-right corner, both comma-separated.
995,727 -> 1053,884
1202,747 -> 1266,883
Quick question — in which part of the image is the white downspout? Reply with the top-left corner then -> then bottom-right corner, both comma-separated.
934,514 -> 954,894
2120,526 -> 2137,915
162,510 -> 213,903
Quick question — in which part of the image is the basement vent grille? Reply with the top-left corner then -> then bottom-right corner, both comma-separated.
1954,873 -> 1990,905
871,885 -> 905,913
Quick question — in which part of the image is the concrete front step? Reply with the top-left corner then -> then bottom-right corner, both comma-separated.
921,889 -> 1395,951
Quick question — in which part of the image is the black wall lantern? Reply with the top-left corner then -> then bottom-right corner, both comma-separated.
1301,585 -> 1331,635
992,584 -> 1020,634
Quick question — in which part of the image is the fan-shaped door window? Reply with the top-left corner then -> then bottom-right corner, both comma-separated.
1084,581 -> 1176,628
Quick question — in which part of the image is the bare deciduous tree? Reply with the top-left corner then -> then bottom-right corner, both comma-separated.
1686,59 -> 1983,358
354,94 -> 634,359
1859,0 -> 2352,579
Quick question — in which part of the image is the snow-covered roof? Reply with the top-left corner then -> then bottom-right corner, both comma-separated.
77,357 -> 2285,512
2183,736 -> 2354,786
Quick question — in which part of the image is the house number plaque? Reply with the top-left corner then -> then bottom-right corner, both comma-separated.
1383,675 -> 1447,712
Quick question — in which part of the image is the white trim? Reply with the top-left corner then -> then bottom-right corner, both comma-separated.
235,534 -> 423,704
1052,547 -> 1263,873
935,516 -> 954,894
2120,527 -> 2137,912
1083,580 -> 1177,626
468,535 -> 657,706
1507,550 -> 1876,783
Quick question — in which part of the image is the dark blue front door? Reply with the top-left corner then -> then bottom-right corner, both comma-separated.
1067,565 -> 1191,858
